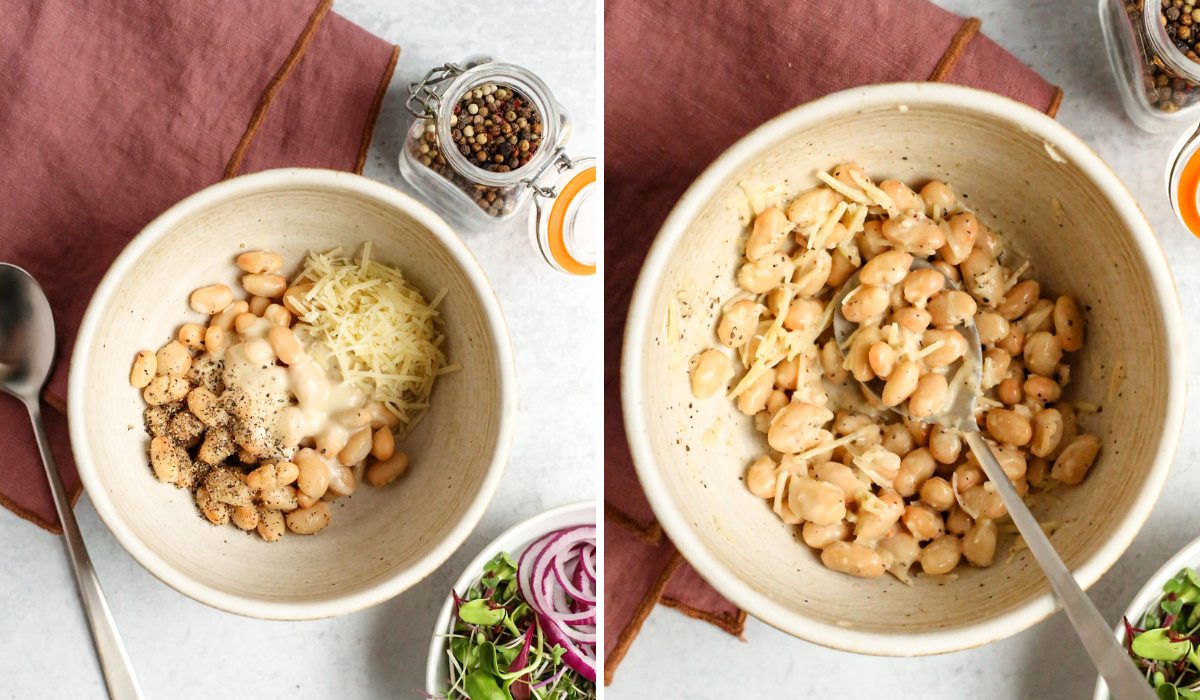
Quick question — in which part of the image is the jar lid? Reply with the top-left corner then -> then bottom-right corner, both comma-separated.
528,155 -> 597,275
1167,124 -> 1200,238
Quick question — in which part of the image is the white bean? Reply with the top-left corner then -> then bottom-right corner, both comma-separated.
190,285 -> 233,315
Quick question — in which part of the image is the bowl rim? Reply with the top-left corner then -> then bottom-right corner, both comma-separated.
424,499 -> 597,694
1092,533 -> 1200,700
67,167 -> 519,620
621,82 -> 1188,655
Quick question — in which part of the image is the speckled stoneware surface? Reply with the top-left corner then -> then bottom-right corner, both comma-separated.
68,168 -> 516,619
622,83 -> 1186,654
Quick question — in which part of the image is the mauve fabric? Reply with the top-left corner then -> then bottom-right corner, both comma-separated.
603,523 -> 678,662
604,0 -> 1060,678
0,0 -> 396,531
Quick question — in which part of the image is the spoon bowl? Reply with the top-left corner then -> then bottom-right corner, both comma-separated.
830,258 -> 982,428
0,264 -> 57,401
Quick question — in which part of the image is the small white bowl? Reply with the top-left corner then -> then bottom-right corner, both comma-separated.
425,500 -> 596,696
622,82 -> 1186,654
1093,536 -> 1200,699
69,168 -> 517,619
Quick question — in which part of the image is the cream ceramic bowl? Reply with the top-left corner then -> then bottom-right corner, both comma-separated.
69,168 -> 517,619
622,83 -> 1186,654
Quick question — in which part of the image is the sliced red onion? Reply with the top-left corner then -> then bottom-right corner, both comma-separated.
516,532 -> 555,605
570,562 -> 586,614
576,563 -> 596,599
545,576 -> 596,625
536,560 -> 596,626
517,525 -> 597,682
580,545 -> 596,582
537,620 -> 595,683
552,547 -> 596,604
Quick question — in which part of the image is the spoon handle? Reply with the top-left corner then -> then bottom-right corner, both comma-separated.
25,400 -> 144,700
963,430 -> 1152,700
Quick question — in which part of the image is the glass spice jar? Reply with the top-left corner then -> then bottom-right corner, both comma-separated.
399,56 -> 596,275
1100,0 -> 1200,131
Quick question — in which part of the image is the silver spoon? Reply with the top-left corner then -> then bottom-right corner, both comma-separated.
832,259 -> 1153,700
0,264 -> 144,700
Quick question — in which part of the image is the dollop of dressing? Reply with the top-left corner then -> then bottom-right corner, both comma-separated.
208,317 -> 366,459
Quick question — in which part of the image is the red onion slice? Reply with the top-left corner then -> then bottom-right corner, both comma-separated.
536,562 -> 596,626
580,545 -> 596,582
552,547 -> 596,604
517,525 -> 598,682
536,615 -> 596,682
570,561 -> 586,613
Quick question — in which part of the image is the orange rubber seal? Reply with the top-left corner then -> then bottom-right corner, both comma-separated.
1178,147 -> 1200,239
546,166 -> 597,275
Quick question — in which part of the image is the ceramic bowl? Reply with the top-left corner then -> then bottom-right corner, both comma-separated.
425,500 -> 596,695
69,168 -> 517,619
622,83 -> 1186,654
1093,535 -> 1200,699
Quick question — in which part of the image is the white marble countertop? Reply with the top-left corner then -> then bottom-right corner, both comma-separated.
606,1 -> 1200,698
0,1 -> 596,698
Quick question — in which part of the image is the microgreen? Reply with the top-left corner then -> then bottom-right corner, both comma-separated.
432,551 -> 597,700
1126,568 -> 1200,697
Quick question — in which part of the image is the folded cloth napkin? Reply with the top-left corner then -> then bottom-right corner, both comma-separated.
0,0 -> 399,534
603,0 -> 1063,683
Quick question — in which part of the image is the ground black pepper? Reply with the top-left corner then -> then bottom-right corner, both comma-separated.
411,81 -> 544,217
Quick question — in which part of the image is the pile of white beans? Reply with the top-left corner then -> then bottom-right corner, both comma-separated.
689,165 -> 1099,580
130,250 -> 411,541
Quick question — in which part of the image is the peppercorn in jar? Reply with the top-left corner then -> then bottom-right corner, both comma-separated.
399,56 -> 595,275
1100,0 -> 1200,130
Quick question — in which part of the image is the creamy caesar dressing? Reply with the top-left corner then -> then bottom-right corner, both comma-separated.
204,319 -> 367,462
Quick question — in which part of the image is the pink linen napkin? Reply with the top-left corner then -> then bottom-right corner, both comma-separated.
0,0 -> 399,533
604,0 -> 1063,683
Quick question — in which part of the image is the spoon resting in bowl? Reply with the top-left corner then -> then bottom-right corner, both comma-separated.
832,258 -> 1152,700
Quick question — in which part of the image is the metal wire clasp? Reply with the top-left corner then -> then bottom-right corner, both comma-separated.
522,148 -> 577,198
405,63 -> 465,120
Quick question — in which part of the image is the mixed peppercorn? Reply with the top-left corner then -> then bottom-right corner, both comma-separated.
412,81 -> 544,217
1123,0 -> 1200,113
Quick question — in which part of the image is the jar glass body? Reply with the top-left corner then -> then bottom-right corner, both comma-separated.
1100,0 -> 1200,131
399,57 -> 571,230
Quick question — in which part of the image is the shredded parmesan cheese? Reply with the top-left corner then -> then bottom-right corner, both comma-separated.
816,170 -> 870,205
773,472 -> 789,516
849,171 -> 898,218
289,244 -> 458,428
844,203 -> 868,237
791,426 -> 873,462
1004,260 -> 1031,292
727,301 -> 834,399
808,201 -> 849,250
915,340 -> 946,359
666,297 -> 681,347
